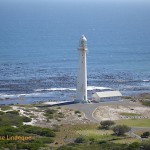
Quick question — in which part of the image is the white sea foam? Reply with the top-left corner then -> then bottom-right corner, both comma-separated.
0,92 -> 53,99
34,88 -> 76,92
43,100 -> 73,105
87,86 -> 112,90
143,80 -> 149,82
34,86 -> 112,92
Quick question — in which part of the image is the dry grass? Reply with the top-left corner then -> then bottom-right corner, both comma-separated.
119,112 -> 141,116
116,119 -> 150,127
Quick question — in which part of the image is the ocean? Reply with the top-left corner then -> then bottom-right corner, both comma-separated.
0,0 -> 150,104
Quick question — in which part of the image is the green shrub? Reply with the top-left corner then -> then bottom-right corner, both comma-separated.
141,140 -> 150,150
22,116 -> 32,122
74,110 -> 81,114
24,125 -> 55,137
5,126 -> 20,132
35,137 -> 54,144
44,109 -> 56,119
128,142 -> 140,150
100,120 -> 115,130
6,110 -> 19,115
74,136 -> 86,143
16,142 -> 44,150
57,145 -> 78,150
112,125 -> 130,136
98,140 -> 107,144
89,137 -> 95,143
45,114 -> 53,119
0,111 -> 5,115
0,113 -> 23,126
141,131 -> 150,138
57,112 -> 65,118
45,109 -> 56,114
0,106 -> 12,111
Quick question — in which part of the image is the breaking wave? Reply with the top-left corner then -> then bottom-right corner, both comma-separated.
34,86 -> 112,92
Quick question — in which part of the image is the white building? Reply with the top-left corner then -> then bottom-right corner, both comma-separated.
92,91 -> 122,102
76,35 -> 88,103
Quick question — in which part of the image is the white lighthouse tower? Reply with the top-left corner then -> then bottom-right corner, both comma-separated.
76,35 -> 88,103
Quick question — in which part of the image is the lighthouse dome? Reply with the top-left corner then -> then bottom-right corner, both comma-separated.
79,35 -> 87,48
81,35 -> 87,42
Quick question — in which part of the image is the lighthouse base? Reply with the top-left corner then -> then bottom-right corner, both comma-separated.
74,99 -> 89,104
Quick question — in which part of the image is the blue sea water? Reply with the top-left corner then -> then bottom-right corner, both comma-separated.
0,0 -> 150,104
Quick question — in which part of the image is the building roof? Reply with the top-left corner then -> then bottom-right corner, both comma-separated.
94,91 -> 122,98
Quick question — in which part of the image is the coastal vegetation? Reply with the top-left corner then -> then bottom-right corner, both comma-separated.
44,108 -> 65,120
0,92 -> 150,150
0,108 -> 55,150
57,139 -> 150,150
0,108 -> 149,150
0,110 -> 30,126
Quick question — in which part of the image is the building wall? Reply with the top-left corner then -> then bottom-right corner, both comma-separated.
92,93 -> 122,102
99,96 -> 121,102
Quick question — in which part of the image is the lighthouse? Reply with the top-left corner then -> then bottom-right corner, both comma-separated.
76,35 -> 88,103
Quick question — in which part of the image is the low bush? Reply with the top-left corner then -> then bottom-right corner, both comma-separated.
141,140 -> 150,150
0,111 -> 5,115
0,113 -> 23,126
57,112 -> 65,118
22,116 -> 32,122
6,110 -> 19,115
24,125 -> 55,137
141,131 -> 150,138
74,110 -> 81,114
128,142 -> 140,150
0,106 -> 12,111
45,109 -> 56,114
112,125 -> 130,136
100,120 -> 115,130
44,109 -> 56,119
74,136 -> 86,143
34,137 -> 54,144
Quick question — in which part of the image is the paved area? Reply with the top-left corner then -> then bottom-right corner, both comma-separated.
63,103 -> 99,122
63,100 -> 141,123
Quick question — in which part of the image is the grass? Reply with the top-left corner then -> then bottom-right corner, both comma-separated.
50,124 -> 98,147
50,123 -> 131,148
76,129 -> 113,140
116,119 -> 150,127
112,137 -> 140,144
119,112 -> 141,116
